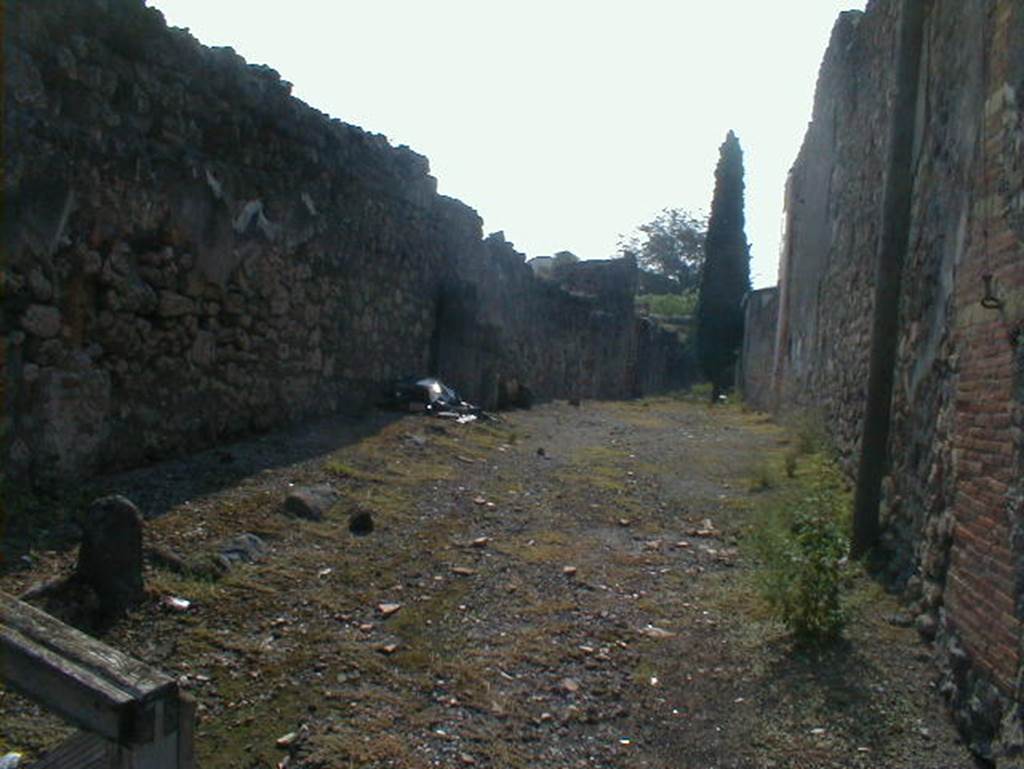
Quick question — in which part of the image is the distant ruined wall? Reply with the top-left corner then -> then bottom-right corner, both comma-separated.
633,316 -> 692,399
2,0 -> 689,484
757,0 -> 1024,762
737,287 -> 777,412
434,243 -> 665,409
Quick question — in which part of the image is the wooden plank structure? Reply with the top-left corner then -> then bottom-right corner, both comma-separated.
0,592 -> 195,768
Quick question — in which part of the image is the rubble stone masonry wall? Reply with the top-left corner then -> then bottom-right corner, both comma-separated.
2,0 -> 688,484
773,5 -> 898,473
763,0 -> 1024,761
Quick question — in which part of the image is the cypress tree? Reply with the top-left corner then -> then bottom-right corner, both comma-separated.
696,130 -> 752,400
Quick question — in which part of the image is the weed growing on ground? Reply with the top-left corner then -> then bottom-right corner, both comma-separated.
783,410 -> 830,456
747,453 -> 852,645
323,459 -> 387,483
784,450 -> 799,478
749,461 -> 777,492
686,382 -> 714,402
773,506 -> 849,642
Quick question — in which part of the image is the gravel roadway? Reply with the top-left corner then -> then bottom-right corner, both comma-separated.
0,397 -> 979,768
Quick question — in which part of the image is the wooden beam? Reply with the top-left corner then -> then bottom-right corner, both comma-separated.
31,731 -> 110,769
0,592 -> 176,743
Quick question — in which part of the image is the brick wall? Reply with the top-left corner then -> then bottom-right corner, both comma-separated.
944,0 -> 1024,713
752,0 -> 1024,761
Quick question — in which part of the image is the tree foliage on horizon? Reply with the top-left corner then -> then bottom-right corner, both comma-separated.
696,130 -> 751,396
617,208 -> 707,292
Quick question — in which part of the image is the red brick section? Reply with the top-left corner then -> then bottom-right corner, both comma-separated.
945,0 -> 1024,694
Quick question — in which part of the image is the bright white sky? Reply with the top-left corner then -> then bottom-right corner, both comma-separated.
148,1 -> 864,288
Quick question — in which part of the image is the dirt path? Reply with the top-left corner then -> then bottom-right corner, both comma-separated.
1,398 -> 976,768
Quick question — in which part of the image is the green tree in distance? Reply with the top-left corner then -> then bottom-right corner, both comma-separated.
551,250 -> 579,269
696,131 -> 751,400
617,208 -> 707,292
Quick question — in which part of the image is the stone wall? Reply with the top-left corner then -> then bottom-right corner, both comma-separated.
2,0 -> 689,484
756,0 -> 1024,762
737,287 -> 778,412
772,6 -> 898,472
433,239 -> 683,410
633,316 -> 693,399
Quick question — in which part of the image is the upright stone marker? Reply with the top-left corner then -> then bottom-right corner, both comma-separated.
76,495 -> 145,617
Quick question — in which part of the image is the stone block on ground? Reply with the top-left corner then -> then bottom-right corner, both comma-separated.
75,495 -> 145,617
218,533 -> 267,565
348,509 -> 374,536
283,485 -> 338,521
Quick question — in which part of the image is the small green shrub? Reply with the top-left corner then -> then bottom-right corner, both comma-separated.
749,462 -> 776,492
687,382 -> 714,402
784,450 -> 798,478
749,458 -> 851,645
765,507 -> 849,643
797,414 -> 829,455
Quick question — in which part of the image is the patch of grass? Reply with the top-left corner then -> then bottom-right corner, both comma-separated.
784,450 -> 799,478
616,412 -> 665,429
304,729 -> 421,768
748,461 -> 777,492
324,459 -> 388,483
495,530 -> 573,564
553,444 -> 645,500
386,586 -> 471,659
219,572 -> 283,596
784,410 -> 830,456
387,459 -> 454,486
197,679 -> 320,769
483,618 -> 579,669
631,657 -> 661,686
325,420 -> 510,495
147,570 -> 225,603
183,626 -> 264,660
518,598 -> 578,617
636,291 -> 697,317
573,445 -> 630,463
686,382 -> 714,402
